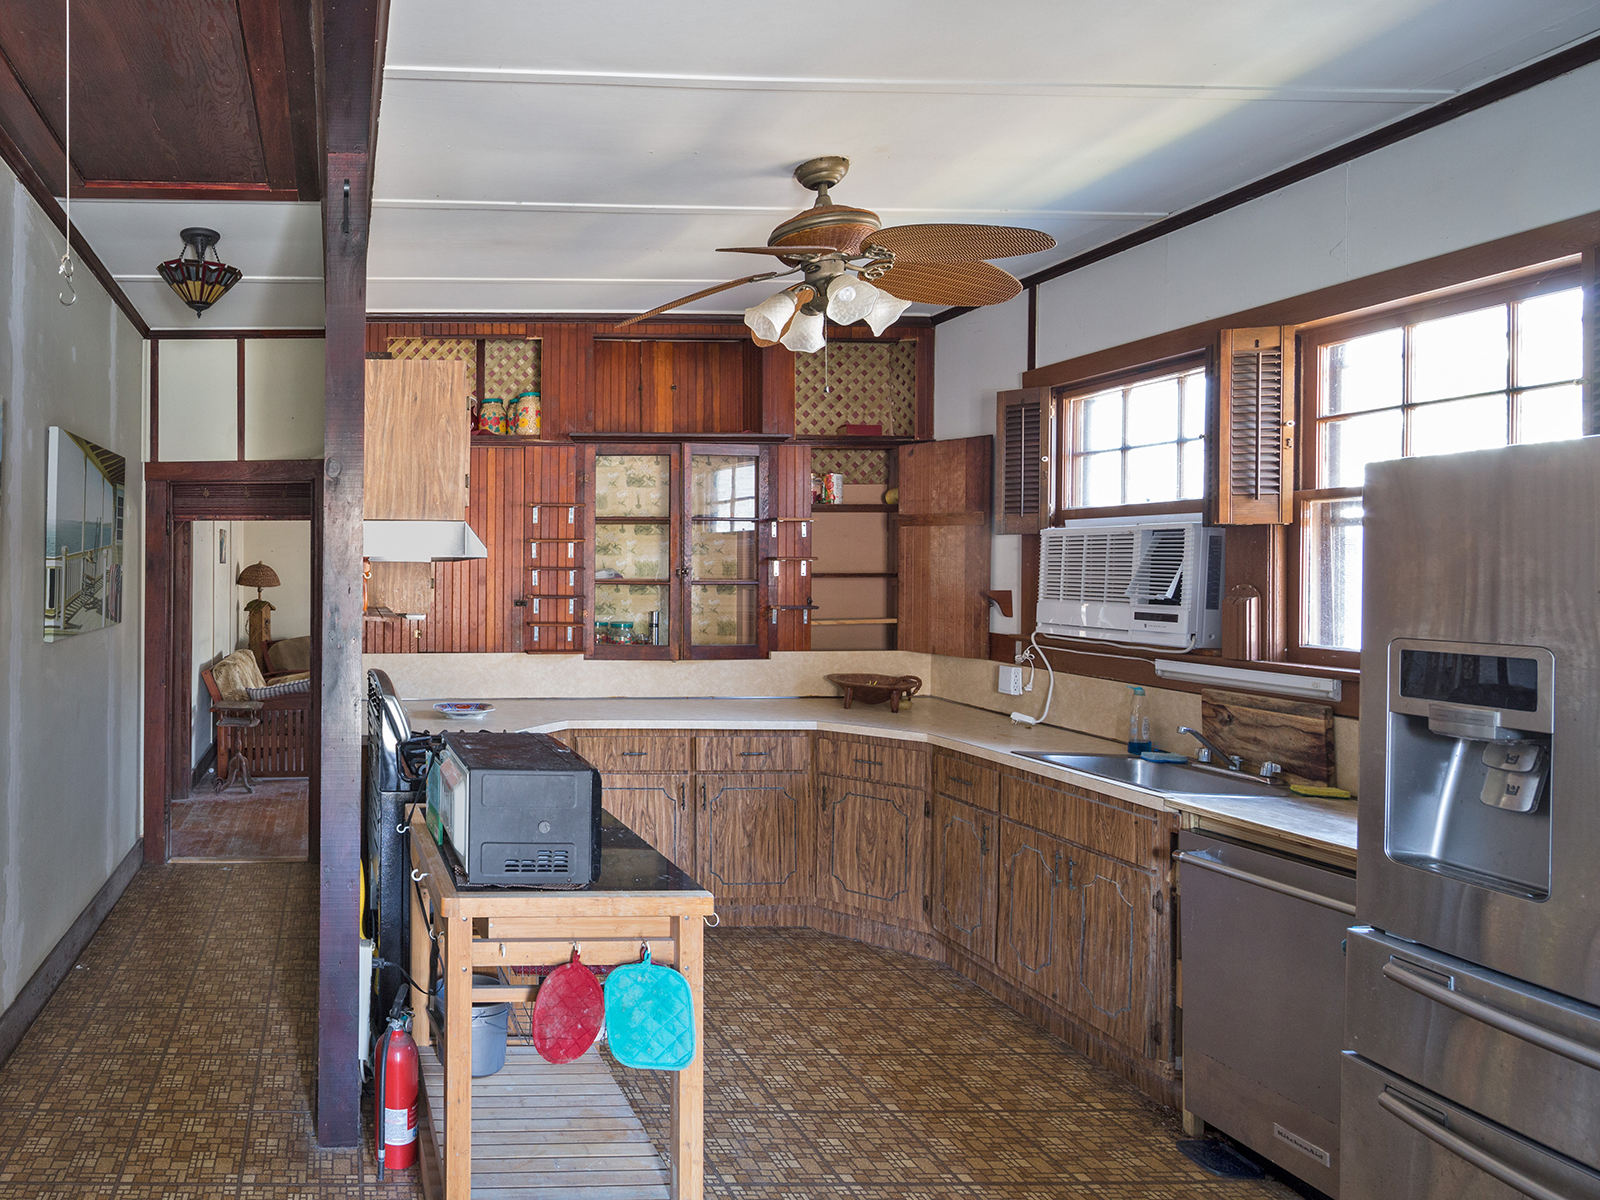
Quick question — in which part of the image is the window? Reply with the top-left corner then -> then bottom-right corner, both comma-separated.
1060,363 -> 1207,510
1297,275 -> 1586,655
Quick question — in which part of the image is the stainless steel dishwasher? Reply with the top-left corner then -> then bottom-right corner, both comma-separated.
1177,829 -> 1356,1197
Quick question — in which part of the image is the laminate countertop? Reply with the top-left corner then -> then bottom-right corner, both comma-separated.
404,695 -> 1358,864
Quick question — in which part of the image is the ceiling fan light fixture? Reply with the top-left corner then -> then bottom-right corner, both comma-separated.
744,290 -> 799,343
825,275 -> 880,325
157,227 -> 242,318
779,308 -> 826,354
863,291 -> 914,336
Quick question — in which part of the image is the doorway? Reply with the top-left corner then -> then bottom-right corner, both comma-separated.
143,462 -> 323,864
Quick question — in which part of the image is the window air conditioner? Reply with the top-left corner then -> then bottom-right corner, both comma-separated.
1036,513 -> 1224,650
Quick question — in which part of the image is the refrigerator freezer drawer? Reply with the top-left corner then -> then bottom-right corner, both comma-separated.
1346,927 -> 1600,1169
1341,1053 -> 1600,1200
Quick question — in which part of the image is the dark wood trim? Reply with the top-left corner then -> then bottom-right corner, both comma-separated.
370,311 -> 936,328
1055,499 -> 1204,523
1026,285 -> 1037,372
237,340 -> 248,461
0,119 -> 150,338
0,839 -> 142,1070
147,459 -> 326,482
915,326 -> 935,440
1024,211 -> 1600,390
74,181 -> 302,202
191,743 -> 218,791
151,329 -> 326,340
475,337 -> 486,401
935,33 -> 1600,327
568,430 -> 791,444
237,0 -> 298,194
170,522 -> 194,801
142,480 -> 173,862
988,631 -> 1361,719
149,340 -> 160,463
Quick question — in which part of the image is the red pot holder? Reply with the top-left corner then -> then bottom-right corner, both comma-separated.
532,948 -> 605,1064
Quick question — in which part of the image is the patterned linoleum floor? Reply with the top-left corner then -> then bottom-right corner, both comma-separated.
0,864 -> 1300,1199
170,777 -> 309,861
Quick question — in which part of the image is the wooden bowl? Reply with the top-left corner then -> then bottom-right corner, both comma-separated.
825,673 -> 923,713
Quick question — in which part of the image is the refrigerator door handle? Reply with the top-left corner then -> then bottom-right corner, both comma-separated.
1383,957 -> 1600,1072
1377,1088 -> 1575,1200
1174,850 -> 1356,915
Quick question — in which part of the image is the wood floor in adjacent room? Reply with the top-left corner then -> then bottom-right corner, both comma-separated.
0,863 -> 1301,1199
169,776 -> 309,861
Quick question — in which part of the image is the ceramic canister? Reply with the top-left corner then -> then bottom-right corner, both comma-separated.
478,399 -> 507,435
823,473 -> 845,504
510,392 -> 541,436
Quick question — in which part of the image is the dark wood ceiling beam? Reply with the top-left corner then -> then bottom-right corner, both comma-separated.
73,180 -> 300,201
278,0 -> 321,200
315,0 -> 388,1152
0,48 -> 77,196
238,0 -> 299,194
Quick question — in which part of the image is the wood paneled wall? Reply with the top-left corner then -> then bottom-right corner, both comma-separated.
591,339 -> 761,434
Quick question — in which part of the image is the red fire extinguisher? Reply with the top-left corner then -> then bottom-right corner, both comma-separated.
374,1018 -> 419,1175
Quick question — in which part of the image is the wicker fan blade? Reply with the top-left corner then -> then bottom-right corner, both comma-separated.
615,271 -> 787,328
867,224 -> 1056,263
716,246 -> 836,256
873,260 -> 1022,306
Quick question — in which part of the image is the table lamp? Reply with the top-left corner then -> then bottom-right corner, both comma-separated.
238,561 -> 281,669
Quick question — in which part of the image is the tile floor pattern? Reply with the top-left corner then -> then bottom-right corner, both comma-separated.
169,777 -> 309,861
0,864 -> 1301,1199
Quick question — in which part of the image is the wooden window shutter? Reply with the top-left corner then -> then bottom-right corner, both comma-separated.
994,387 -> 1052,534
1216,327 -> 1296,525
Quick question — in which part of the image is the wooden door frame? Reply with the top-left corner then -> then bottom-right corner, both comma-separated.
142,460 -> 324,864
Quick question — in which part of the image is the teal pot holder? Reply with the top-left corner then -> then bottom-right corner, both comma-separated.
604,945 -> 696,1071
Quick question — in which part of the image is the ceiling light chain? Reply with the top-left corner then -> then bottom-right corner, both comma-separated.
58,0 -> 75,307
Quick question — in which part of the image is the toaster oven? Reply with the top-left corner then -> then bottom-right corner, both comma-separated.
425,731 -> 602,886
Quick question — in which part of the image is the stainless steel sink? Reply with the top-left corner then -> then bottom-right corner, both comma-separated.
1011,752 -> 1282,798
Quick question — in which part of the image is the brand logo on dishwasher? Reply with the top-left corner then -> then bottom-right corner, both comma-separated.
1273,1123 -> 1332,1167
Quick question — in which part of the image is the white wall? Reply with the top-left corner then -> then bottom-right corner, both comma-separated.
933,56 -> 1600,620
158,336 -> 324,462
0,164 -> 145,1012
236,521 -> 312,644
189,520 -> 243,767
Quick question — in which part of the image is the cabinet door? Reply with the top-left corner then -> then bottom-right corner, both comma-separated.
930,794 -> 997,961
819,774 -> 927,926
685,449 -> 765,659
364,358 -> 471,521
1062,849 -> 1160,1057
599,773 -> 688,868
994,818 -> 1068,1002
696,772 -> 809,903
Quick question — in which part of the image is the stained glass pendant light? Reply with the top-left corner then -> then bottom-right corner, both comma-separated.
157,228 -> 242,317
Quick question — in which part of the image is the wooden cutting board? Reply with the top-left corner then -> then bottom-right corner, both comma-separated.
1200,688 -> 1335,784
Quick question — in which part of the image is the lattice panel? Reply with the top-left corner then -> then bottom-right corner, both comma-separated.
813,447 -> 891,485
794,341 -> 916,437
485,339 -> 541,401
387,337 -> 479,400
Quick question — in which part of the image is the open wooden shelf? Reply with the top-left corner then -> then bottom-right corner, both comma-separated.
796,435 -> 919,448
813,571 -> 896,579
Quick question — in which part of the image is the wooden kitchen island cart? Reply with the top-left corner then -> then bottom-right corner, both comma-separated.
408,808 -> 715,1200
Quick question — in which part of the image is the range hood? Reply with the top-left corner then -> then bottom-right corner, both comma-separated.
363,520 -> 488,562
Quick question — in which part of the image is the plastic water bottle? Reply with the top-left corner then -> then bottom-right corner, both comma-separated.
1127,686 -> 1152,755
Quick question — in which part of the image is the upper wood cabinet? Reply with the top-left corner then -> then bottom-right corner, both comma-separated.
364,359 -> 472,520
896,437 -> 992,659
592,339 -> 761,435
1216,327 -> 1296,525
994,387 -> 1052,534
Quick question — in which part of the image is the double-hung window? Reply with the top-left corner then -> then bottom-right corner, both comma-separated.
1295,270 -> 1586,659
1058,360 -> 1208,512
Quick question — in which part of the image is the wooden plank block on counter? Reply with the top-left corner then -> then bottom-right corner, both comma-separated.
1200,688 -> 1334,784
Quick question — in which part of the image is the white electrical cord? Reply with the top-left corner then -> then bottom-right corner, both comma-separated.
1008,630 -> 1197,726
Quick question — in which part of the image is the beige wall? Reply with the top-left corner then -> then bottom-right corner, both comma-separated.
236,521 -> 312,643
157,337 -> 324,462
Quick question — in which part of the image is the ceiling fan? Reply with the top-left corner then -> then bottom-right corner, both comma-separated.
616,156 -> 1056,350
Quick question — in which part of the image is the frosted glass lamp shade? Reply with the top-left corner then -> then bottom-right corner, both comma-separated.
744,291 -> 798,344
826,275 -> 880,325
863,291 -> 914,335
779,308 -> 827,354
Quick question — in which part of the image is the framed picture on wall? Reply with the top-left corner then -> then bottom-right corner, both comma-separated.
43,427 -> 126,642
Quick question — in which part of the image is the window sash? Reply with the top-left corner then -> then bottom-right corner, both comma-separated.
1057,362 -> 1208,512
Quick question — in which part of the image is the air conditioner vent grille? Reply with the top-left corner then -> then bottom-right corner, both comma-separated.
1128,527 -> 1187,605
1041,530 -> 1137,604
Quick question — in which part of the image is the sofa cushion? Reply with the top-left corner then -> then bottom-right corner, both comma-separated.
248,676 -> 311,700
212,650 -> 267,701
266,636 -> 312,675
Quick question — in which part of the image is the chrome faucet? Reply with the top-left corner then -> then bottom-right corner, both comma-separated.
1178,727 -> 1243,771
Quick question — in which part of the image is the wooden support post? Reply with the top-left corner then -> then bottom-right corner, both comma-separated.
444,901 -> 473,1199
410,873 -> 431,1048
671,913 -> 706,1200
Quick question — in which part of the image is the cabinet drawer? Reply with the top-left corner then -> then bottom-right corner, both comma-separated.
817,734 -> 927,788
933,752 -> 998,811
695,734 -> 810,774
1000,775 -> 1159,871
573,733 -> 690,774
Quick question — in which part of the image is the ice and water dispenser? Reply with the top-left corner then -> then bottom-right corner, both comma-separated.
1384,640 -> 1554,901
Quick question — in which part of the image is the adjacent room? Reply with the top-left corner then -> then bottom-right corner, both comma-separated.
1,4 -> 1597,1200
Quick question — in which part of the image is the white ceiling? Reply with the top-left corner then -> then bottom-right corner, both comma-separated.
61,1 -> 1600,330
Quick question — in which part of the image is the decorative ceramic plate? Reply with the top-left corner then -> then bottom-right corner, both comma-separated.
434,701 -> 494,719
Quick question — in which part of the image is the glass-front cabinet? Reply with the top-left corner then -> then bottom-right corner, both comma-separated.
588,443 -> 767,659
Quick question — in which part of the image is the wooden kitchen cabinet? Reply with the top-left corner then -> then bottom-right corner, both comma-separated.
1060,847 -> 1163,1058
818,774 -> 928,926
994,817 -> 1070,1003
930,793 -> 998,961
598,773 -> 691,868
695,772 -> 810,903
572,732 -> 691,775
365,358 -> 472,520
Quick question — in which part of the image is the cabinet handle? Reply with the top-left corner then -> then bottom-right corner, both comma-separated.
739,750 -> 769,757
701,783 -> 707,812
620,750 -> 648,757
1053,849 -> 1062,885
948,775 -> 972,786
820,783 -> 827,814
980,823 -> 988,855
678,783 -> 685,812
854,757 -> 883,767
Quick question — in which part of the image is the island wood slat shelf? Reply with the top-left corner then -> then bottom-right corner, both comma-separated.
408,809 -> 715,1200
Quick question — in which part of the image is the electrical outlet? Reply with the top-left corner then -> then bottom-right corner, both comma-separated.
998,665 -> 1024,696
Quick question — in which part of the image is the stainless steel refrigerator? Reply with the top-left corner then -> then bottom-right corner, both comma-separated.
1343,436 -> 1600,1200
